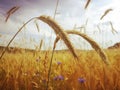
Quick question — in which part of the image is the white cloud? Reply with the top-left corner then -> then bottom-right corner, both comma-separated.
0,0 -> 120,50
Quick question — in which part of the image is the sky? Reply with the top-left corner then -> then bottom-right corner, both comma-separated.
0,0 -> 120,50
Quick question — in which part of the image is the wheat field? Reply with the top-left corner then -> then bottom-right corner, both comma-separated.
0,0 -> 120,90
0,48 -> 120,90
0,14 -> 120,90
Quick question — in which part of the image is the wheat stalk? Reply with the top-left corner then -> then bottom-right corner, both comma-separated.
39,39 -> 43,51
34,20 -> 40,32
54,30 -> 109,65
84,0 -> 91,9
53,0 -> 59,19
109,21 -> 118,35
45,35 -> 60,90
37,15 -> 78,59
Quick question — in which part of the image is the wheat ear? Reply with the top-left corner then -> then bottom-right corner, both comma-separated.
37,16 -> 78,59
54,30 -> 109,65
100,9 -> 113,20
6,6 -> 20,22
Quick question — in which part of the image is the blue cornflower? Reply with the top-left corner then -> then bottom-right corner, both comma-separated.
78,78 -> 85,83
53,76 -> 58,81
53,75 -> 64,81
57,61 -> 62,65
58,75 -> 64,80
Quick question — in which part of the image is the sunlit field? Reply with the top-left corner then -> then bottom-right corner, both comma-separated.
0,0 -> 120,90
0,48 -> 120,90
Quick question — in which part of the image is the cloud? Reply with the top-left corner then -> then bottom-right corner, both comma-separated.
0,0 -> 120,50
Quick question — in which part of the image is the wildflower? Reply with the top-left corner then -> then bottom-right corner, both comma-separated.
58,75 -> 64,80
78,77 -> 85,83
57,61 -> 62,65
53,76 -> 58,81
53,75 -> 64,81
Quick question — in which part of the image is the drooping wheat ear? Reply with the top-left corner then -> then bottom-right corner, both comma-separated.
84,0 -> 91,9
100,8 -> 113,20
54,30 -> 109,65
0,17 -> 37,60
6,6 -> 20,22
37,15 -> 78,59
67,30 -> 109,65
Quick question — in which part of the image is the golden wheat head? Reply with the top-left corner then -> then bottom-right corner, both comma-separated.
54,30 -> 109,65
37,15 -> 78,59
